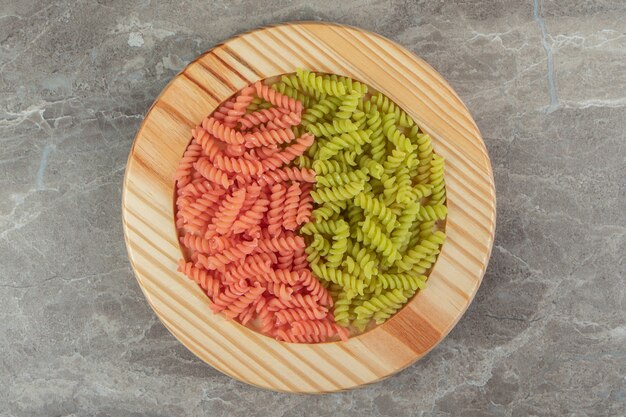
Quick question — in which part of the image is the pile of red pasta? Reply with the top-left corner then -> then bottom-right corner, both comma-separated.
174,82 -> 348,343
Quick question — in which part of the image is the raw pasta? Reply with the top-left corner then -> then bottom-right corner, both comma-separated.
174,70 -> 447,342
288,70 -> 448,332
175,79 -> 347,344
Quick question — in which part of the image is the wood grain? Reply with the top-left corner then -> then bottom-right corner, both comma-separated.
122,22 -> 496,393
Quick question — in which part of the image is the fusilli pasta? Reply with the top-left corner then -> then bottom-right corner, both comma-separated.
174,71 -> 447,343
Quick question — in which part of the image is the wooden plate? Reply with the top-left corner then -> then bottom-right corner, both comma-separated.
122,22 -> 496,393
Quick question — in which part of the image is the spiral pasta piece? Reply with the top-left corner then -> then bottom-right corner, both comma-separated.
316,169 -> 368,188
193,157 -> 232,188
268,111 -> 302,129
290,319 -> 343,340
201,117 -> 245,145
296,68 -> 346,96
307,119 -> 357,137
291,248 -> 308,272
268,293 -> 331,310
177,260 -> 220,296
187,187 -> 226,210
416,133 -> 434,183
311,201 -> 345,221
416,204 -> 448,221
181,233 -> 224,255
276,328 -> 329,343
377,273 -> 427,291
192,127 -> 223,161
342,255 -> 378,286
182,187 -> 225,216
365,109 -> 385,161
335,90 -> 362,119
405,253 -> 439,277
413,183 -> 433,200
371,291 -> 413,324
349,243 -> 379,280
382,148 -> 407,174
263,281 -> 293,301
301,96 -> 342,126
391,201 -> 420,253
258,166 -> 316,185
212,98 -> 236,123
351,110 -> 367,130
394,166 -> 413,204
210,280 -> 250,311
217,153 -> 264,177
429,154 -> 446,205
221,86 -> 256,127
353,192 -> 397,233
310,263 -> 365,295
353,288 -> 409,322
244,128 -> 295,148
300,219 -> 348,236
282,182 -> 301,231
310,180 -> 364,203
332,290 -> 354,327
296,184 -> 313,226
298,269 -> 333,305
225,144 -> 247,157
174,141 -> 202,186
178,206 -> 211,234
223,253 -> 272,282
333,74 -> 368,96
371,93 -> 415,128
211,187 -> 246,235
275,307 -> 328,324
381,112 -> 416,154
407,219 -> 437,252
238,107 -> 286,130
199,239 -> 258,271
178,178 -> 212,197
326,219 -> 349,267
312,159 -> 349,175
256,233 -> 306,253
335,150 -> 358,166
254,81 -> 303,113
233,197 -> 269,234
249,296 -> 274,334
357,155 -> 384,179
309,233 -> 331,256
261,134 -> 314,171
358,216 -> 400,263
261,268 -> 300,286
276,250 -> 294,271
317,130 -> 371,160
221,283 -> 265,318
238,183 -> 262,211
395,231 -> 446,271
266,183 -> 286,235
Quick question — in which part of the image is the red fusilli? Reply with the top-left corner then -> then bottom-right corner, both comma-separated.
173,80 -> 347,344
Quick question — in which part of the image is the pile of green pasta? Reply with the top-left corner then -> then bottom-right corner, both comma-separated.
273,69 -> 447,332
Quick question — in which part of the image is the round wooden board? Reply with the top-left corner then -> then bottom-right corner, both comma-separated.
122,22 -> 496,393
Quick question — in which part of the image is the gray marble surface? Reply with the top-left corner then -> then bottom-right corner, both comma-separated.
1,0 -> 625,416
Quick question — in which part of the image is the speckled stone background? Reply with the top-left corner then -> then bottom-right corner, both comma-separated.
1,0 -> 625,416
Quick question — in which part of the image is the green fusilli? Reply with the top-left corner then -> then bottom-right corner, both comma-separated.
297,68 -> 346,97
265,70 -> 448,334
